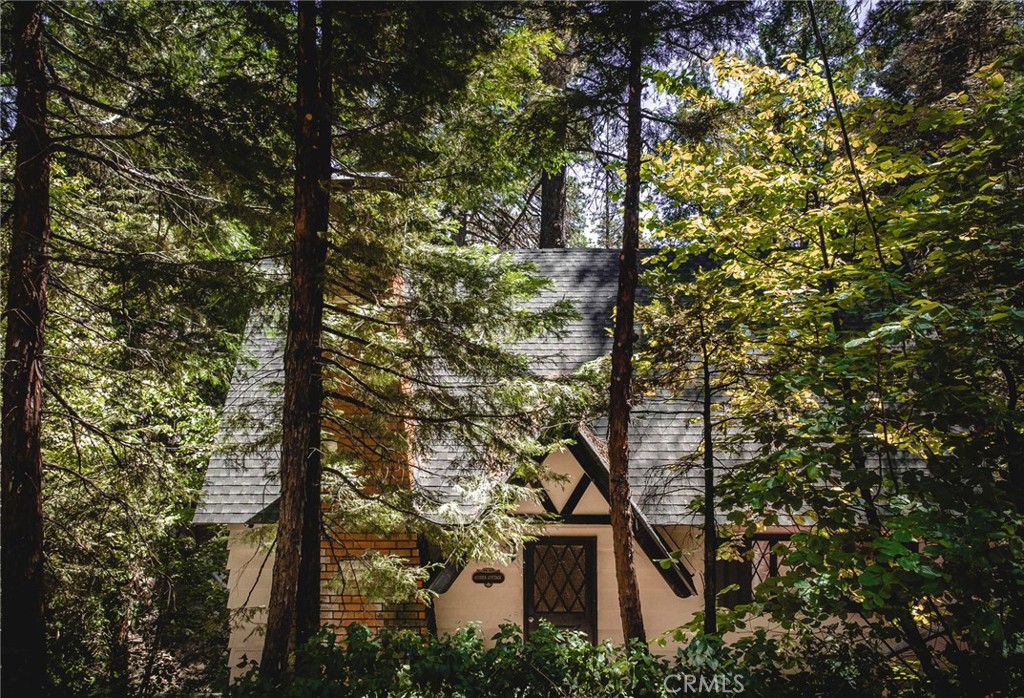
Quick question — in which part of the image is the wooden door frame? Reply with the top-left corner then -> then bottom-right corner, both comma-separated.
523,536 -> 598,643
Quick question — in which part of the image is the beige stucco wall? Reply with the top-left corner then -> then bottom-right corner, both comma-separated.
657,525 -> 792,643
225,524 -> 274,676
221,449 -> 725,669
433,522 -> 704,652
433,449 -> 707,652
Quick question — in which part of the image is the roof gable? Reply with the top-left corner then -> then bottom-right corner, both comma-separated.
194,248 -> 716,529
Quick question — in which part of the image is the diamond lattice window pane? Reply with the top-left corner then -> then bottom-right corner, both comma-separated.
533,544 -> 588,613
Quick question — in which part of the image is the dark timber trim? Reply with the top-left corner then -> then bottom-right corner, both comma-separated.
569,429 -> 697,598
560,474 -> 592,517
562,514 -> 611,525
372,428 -> 698,599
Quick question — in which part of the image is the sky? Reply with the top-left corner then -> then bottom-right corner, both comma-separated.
576,0 -> 884,246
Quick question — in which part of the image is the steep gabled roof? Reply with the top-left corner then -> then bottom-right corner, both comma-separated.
506,248 -> 621,375
193,311 -> 284,525
194,249 -> 721,529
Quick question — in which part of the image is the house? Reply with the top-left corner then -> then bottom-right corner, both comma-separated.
193,249 -> 789,671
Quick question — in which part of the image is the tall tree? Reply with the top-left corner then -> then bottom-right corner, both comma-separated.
698,314 -> 717,636
537,43 -> 574,249
1,1 -> 286,691
296,1 -> 335,650
582,0 -> 751,643
607,3 -> 648,643
648,44 -> 1024,695
262,0 -> 329,680
641,256 -> 761,638
296,0 -> 333,654
2,2 -> 50,692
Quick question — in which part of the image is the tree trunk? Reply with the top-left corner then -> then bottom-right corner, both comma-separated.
262,0 -> 328,680
606,17 -> 647,645
454,210 -> 469,246
1,2 -> 51,693
700,328 -> 717,635
538,46 -> 572,249
539,168 -> 566,248
296,0 -> 332,650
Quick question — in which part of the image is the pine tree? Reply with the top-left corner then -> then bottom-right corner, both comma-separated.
537,37 -> 575,249
256,3 -> 592,678
607,3 -> 648,643
2,2 -> 288,691
2,2 -> 50,692
261,0 -> 330,680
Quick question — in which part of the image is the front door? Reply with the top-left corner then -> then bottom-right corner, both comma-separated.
524,536 -> 597,642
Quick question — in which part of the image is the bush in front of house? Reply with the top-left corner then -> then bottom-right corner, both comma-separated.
228,622 -> 926,698
230,622 -> 667,698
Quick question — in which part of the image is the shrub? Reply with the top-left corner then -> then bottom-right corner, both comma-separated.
229,622 -> 935,698
229,623 -> 669,698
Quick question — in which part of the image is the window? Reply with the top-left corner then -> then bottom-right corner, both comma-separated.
714,534 -> 791,608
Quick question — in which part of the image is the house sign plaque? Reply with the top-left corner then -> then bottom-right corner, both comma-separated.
471,567 -> 505,587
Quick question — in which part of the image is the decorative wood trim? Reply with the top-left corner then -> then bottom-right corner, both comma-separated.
510,474 -> 558,514
428,430 -> 698,599
568,432 -> 698,598
539,487 -> 559,515
560,514 -> 612,525
559,475 -> 592,517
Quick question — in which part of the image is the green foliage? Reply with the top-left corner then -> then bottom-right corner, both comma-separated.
318,188 -> 604,569
228,622 -> 943,698
325,552 -> 434,608
3,2 -> 595,691
230,623 -> 671,698
644,49 -> 1024,695
317,6 -> 564,248
864,0 -> 1023,104
7,1 -> 1021,694
0,2 -> 286,693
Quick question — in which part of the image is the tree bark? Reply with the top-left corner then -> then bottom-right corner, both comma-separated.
538,44 -> 572,249
262,0 -> 328,680
454,210 -> 469,246
607,16 -> 647,645
539,167 -> 567,248
1,2 -> 51,693
295,0 -> 332,650
699,326 -> 717,635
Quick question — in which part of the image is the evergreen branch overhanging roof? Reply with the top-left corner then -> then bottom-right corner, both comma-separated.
194,249 -> 724,534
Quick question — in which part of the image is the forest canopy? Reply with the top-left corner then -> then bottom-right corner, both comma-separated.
2,1 -> 1022,697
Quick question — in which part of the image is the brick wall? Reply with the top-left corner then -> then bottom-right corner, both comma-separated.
316,430 -> 429,637
318,278 -> 428,638
319,528 -> 428,636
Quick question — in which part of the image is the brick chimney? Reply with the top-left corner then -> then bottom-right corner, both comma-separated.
318,274 -> 428,637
